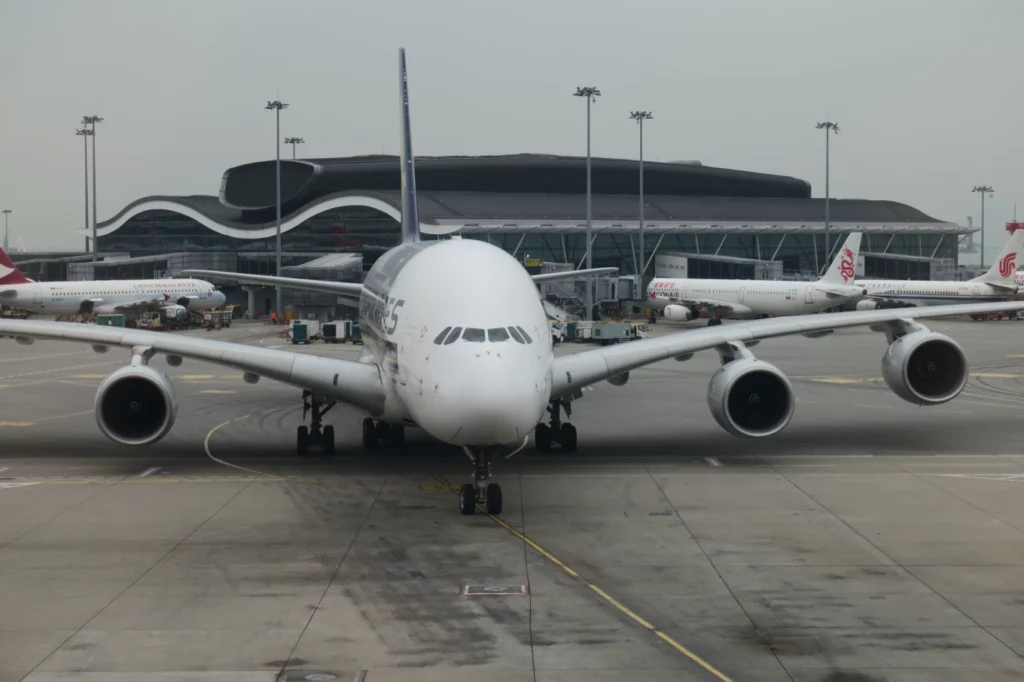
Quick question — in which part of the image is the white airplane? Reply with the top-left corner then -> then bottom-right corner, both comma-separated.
0,248 -> 226,316
855,230 -> 1023,309
647,233 -> 865,325
1,49 -> 1023,519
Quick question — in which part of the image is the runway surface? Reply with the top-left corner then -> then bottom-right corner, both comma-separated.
3,318 -> 1024,681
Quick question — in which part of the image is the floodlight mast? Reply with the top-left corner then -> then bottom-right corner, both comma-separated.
284,136 -> 305,159
815,121 -> 839,275
83,115 -> 103,269
629,111 -> 653,283
972,185 -> 994,268
574,86 -> 601,320
266,100 -> 289,317
75,127 -> 93,254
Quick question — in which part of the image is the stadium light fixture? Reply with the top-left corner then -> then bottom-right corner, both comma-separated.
629,111 -> 653,281
83,115 -> 103,270
1,210 -> 10,253
574,86 -> 601,320
284,136 -> 305,159
75,127 -> 93,255
815,121 -> 840,275
266,100 -> 289,317
972,185 -> 995,268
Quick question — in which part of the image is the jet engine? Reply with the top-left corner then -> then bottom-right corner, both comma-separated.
881,331 -> 968,405
94,366 -> 178,446
664,304 -> 696,321
707,358 -> 795,437
856,299 -> 878,311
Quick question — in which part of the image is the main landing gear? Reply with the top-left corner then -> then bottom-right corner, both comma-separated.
535,398 -> 577,453
459,446 -> 502,516
296,391 -> 336,456
361,418 -> 406,450
707,318 -> 723,327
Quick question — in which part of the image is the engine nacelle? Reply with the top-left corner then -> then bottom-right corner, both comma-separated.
94,366 -> 178,446
856,299 -> 878,311
664,304 -> 696,321
881,331 -> 968,405
707,358 -> 795,438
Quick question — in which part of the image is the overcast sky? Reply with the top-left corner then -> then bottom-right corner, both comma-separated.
1,0 -> 1021,264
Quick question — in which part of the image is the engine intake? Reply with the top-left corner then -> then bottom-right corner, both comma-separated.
707,358 -> 795,438
881,331 -> 967,405
94,366 -> 178,446
663,304 -> 696,321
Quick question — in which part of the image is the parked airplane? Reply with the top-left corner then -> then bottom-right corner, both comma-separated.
0,248 -> 226,315
1,49 -> 1023,518
647,233 -> 864,325
855,230 -> 1024,309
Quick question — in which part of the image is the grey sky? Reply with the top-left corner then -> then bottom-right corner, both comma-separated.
1,0 -> 1022,264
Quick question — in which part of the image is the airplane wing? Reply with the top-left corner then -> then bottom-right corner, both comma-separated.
550,301 -> 1024,398
181,270 -> 365,298
95,297 -> 166,314
815,286 -> 865,298
530,267 -> 618,283
652,295 -> 739,314
0,319 -> 386,414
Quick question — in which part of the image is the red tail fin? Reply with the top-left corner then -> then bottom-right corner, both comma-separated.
0,247 -> 31,285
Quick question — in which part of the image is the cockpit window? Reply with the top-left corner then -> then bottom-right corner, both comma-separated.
508,326 -> 525,344
487,327 -> 510,342
433,327 -> 452,345
444,327 -> 463,345
462,328 -> 486,343
516,326 -> 533,344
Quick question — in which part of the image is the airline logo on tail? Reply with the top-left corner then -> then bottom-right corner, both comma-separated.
0,264 -> 13,281
0,247 -> 31,285
999,252 -> 1017,279
838,246 -> 856,283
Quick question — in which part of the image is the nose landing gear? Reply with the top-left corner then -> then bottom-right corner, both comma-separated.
534,398 -> 577,453
460,446 -> 502,516
361,418 -> 406,450
296,391 -> 336,456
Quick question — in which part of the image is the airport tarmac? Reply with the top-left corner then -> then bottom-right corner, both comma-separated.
3,318 -> 1024,681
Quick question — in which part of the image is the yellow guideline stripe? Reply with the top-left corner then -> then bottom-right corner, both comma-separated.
434,475 -> 733,682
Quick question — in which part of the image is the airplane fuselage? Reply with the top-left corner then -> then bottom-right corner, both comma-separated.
856,279 -> 1012,307
0,279 -> 225,315
647,278 -> 862,318
358,239 -> 552,445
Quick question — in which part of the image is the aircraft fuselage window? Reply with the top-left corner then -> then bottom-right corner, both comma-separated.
444,327 -> 463,345
462,328 -> 486,343
433,326 -> 452,344
487,327 -> 510,342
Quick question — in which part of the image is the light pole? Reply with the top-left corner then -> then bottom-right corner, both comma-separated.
75,127 -> 93,254
1,210 -> 10,253
816,121 -> 839,274
972,185 -> 994,268
266,100 -> 289,317
83,116 -> 103,269
629,111 -> 652,283
574,86 -> 601,320
284,137 -> 304,159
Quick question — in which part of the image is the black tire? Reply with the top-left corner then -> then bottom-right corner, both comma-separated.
322,425 -> 335,455
485,483 -> 503,515
390,425 -> 406,446
297,425 -> 310,455
459,484 -> 476,515
560,423 -> 578,452
535,423 -> 552,453
362,418 -> 379,450
707,318 -> 722,327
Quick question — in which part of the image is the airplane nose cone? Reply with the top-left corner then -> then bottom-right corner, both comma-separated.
415,358 -> 547,445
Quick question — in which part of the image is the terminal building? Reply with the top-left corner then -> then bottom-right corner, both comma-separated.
13,154 -> 969,316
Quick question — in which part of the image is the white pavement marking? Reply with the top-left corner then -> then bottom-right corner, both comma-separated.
0,482 -> 38,490
932,473 -> 1024,482
704,457 -> 723,467
138,467 -> 161,478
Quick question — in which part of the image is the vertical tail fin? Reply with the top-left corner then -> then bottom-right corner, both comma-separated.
0,247 -> 30,285
398,48 -> 420,244
817,232 -> 862,285
970,229 -> 1023,288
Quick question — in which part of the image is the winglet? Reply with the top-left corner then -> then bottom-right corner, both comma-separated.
817,232 -> 862,285
398,48 -> 420,244
0,247 -> 31,285
970,229 -> 1023,288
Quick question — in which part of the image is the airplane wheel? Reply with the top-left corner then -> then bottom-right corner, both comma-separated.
297,425 -> 310,455
390,425 -> 406,446
535,423 -> 552,453
707,318 -> 722,327
485,484 -> 503,515
459,484 -> 476,515
560,423 -> 578,453
362,418 -> 379,450
322,425 -> 335,455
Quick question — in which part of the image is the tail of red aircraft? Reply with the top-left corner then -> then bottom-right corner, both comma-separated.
0,247 -> 31,285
